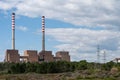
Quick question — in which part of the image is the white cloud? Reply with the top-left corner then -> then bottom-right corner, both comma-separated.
0,0 -> 21,10
17,26 -> 28,32
0,0 -> 120,30
45,28 -> 120,62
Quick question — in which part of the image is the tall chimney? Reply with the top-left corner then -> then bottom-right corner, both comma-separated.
12,13 -> 15,50
42,16 -> 45,51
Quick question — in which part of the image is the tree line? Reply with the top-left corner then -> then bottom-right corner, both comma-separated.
0,60 -> 119,74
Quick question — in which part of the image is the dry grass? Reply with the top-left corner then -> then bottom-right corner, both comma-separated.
0,70 -> 120,80
0,73 -> 65,80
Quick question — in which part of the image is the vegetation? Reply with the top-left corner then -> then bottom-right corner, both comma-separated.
0,60 -> 120,80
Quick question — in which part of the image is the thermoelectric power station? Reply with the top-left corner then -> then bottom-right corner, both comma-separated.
5,13 -> 70,63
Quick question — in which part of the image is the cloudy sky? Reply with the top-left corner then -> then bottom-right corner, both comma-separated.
0,0 -> 120,62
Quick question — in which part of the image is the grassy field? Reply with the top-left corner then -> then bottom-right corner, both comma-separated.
0,70 -> 120,80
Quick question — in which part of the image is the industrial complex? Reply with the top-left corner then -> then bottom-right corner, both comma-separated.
4,13 -> 70,63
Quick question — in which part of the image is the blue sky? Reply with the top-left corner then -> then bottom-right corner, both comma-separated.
0,0 -> 120,62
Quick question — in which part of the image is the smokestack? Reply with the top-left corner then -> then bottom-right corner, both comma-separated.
12,13 -> 15,50
42,16 -> 45,51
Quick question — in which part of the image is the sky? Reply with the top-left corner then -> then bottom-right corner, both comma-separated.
0,0 -> 120,62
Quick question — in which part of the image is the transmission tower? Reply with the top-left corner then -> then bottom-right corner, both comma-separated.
103,51 -> 106,64
97,44 -> 100,63
96,44 -> 101,70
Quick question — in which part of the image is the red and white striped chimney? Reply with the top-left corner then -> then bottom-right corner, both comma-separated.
42,16 -> 45,51
12,13 -> 15,49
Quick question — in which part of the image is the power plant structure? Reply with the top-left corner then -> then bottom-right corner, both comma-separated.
4,13 -> 70,63
12,13 -> 15,50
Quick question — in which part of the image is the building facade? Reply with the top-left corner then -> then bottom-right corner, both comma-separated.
56,51 -> 70,62
5,49 -> 20,63
24,50 -> 38,62
39,50 -> 54,62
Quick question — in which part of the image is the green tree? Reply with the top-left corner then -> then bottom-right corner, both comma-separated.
102,61 -> 114,71
25,62 -> 37,72
77,60 -> 88,70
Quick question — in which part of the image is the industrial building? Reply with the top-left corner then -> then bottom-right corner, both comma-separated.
5,49 -> 20,63
56,51 -> 70,62
24,50 -> 38,62
4,13 -> 70,63
5,50 -> 70,63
